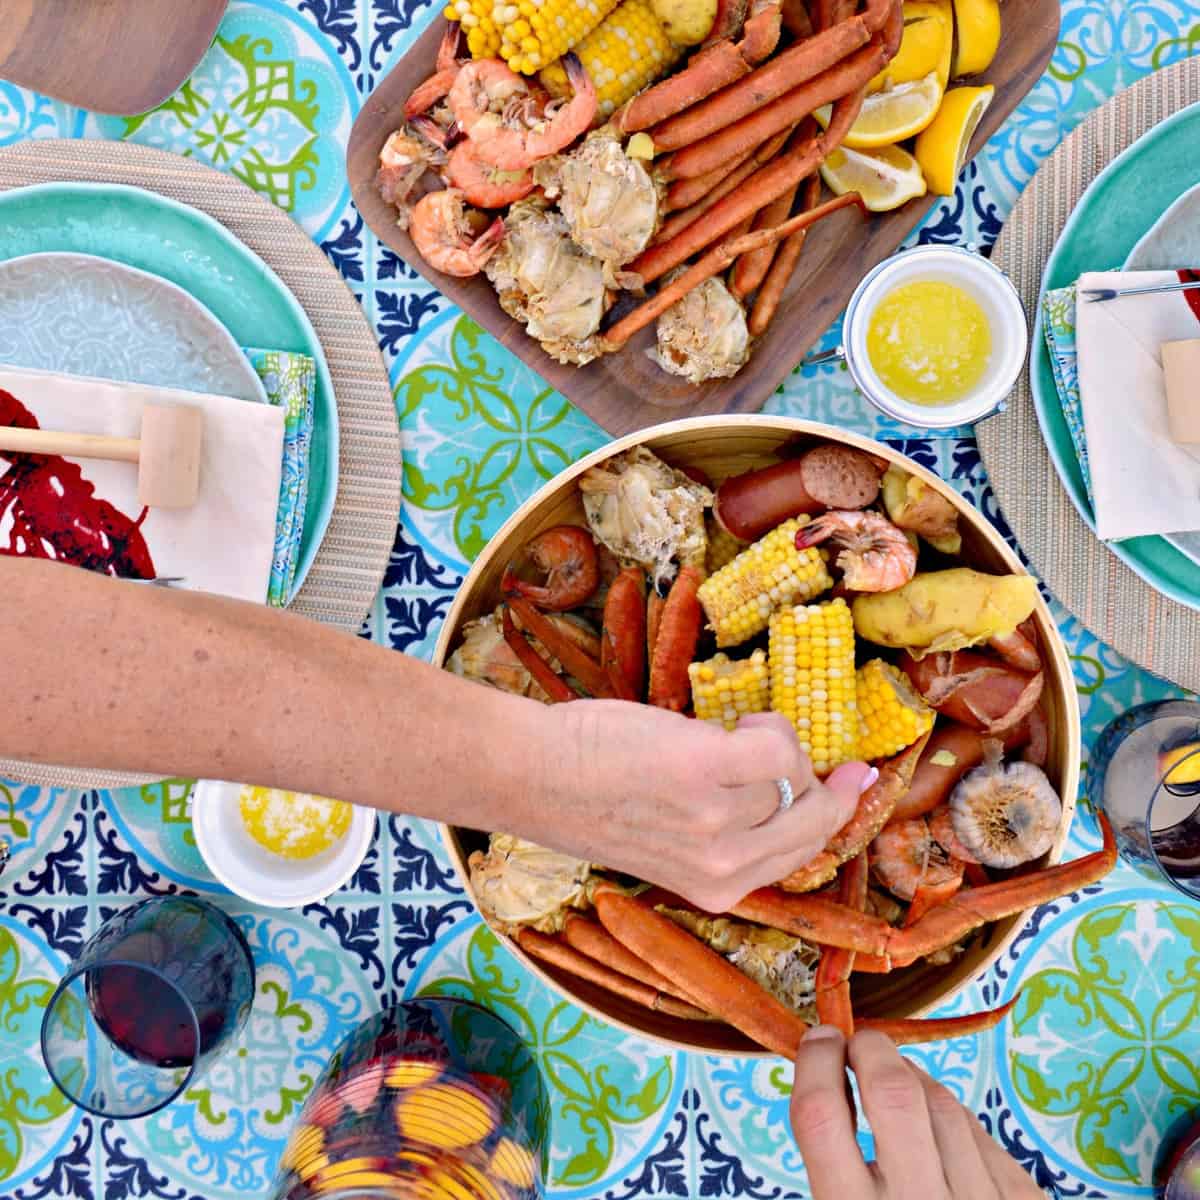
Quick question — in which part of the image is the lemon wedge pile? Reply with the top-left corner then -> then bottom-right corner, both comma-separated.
815,0 -> 1000,209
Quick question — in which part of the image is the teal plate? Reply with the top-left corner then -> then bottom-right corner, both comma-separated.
0,182 -> 337,600
1032,100 -> 1200,610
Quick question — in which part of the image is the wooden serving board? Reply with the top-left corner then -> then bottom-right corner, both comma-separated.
348,2 -> 1059,437
0,0 -> 228,116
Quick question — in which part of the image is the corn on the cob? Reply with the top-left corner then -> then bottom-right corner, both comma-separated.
689,650 -> 769,730
480,0 -> 623,75
769,598 -> 857,776
540,0 -> 684,114
444,0 -> 503,57
706,518 -> 746,576
854,659 -> 934,761
697,517 -> 833,648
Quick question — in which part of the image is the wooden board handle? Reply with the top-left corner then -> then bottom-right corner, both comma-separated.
0,427 -> 141,463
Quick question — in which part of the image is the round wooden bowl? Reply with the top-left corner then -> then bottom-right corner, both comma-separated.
432,415 -> 1081,1056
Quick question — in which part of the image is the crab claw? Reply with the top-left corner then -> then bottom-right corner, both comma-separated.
858,996 -> 1019,1045
888,813 -> 1117,969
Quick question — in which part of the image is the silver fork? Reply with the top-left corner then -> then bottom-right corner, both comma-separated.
1081,279 -> 1200,302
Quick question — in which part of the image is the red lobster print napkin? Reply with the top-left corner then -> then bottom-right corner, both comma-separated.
1075,269 -> 1200,542
0,367 -> 284,602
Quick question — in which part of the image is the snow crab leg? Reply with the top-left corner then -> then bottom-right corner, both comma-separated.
748,171 -> 821,335
615,0 -> 784,134
516,927 -> 711,1019
604,193 -> 866,350
813,850 -> 868,1037
736,815 -> 1118,968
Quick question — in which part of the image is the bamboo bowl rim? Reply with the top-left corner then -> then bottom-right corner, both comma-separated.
432,415 -> 1082,1057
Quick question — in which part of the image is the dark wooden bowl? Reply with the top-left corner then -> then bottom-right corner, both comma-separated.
348,2 -> 1061,436
432,416 -> 1082,1056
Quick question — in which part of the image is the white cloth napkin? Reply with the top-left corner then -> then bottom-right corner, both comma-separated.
0,366 -> 284,601
1075,269 -> 1200,542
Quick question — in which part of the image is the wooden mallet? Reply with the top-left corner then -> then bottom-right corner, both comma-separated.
0,403 -> 204,508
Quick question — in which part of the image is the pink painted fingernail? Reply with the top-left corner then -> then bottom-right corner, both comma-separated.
806,1025 -> 844,1042
859,766 -> 880,794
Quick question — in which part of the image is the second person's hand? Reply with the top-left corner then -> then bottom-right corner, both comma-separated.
791,1027 -> 1044,1199
525,700 -> 878,912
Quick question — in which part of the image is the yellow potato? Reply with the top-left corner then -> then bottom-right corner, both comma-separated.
851,568 -> 1038,657
881,465 -> 962,555
651,0 -> 718,46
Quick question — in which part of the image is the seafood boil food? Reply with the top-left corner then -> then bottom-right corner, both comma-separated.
444,440 -> 1116,1056
377,0 -> 1003,382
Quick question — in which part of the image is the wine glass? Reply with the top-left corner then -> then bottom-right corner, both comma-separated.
40,895 -> 255,1119
1089,699 -> 1200,898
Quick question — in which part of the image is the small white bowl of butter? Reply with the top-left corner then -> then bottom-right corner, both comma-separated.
192,781 -> 376,908
837,244 -> 1029,428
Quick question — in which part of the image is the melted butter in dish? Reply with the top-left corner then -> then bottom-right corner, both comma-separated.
866,279 -> 992,406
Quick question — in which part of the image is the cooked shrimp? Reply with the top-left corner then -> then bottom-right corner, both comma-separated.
501,524 -> 600,610
376,130 -> 434,220
436,20 -> 467,70
869,817 -> 961,903
927,804 -> 980,864
795,509 -> 917,592
409,189 -> 505,277
404,68 -> 461,121
450,55 -> 596,170
445,140 -> 535,207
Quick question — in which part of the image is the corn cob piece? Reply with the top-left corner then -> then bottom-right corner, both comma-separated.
854,659 -> 934,761
769,598 -> 857,776
486,0 -> 623,74
444,0 -> 503,57
697,517 -> 833,648
706,517 -> 747,575
689,650 -> 769,730
540,0 -> 685,114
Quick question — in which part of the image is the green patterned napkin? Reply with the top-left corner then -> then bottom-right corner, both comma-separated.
1041,284 -> 1095,502
245,348 -> 315,607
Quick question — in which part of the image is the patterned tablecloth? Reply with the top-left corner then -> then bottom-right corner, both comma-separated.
1,4 -> 1198,1198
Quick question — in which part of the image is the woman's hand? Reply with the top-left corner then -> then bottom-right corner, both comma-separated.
791,1027 -> 1043,1199
524,699 -> 877,912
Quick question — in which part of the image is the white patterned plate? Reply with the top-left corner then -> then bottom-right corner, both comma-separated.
0,251 -> 268,404
1124,188 -> 1200,567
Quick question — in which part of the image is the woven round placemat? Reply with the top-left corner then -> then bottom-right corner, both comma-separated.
982,57 -> 1200,695
0,140 -> 402,790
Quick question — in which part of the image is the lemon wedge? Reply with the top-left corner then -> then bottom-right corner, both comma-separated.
815,72 -> 943,149
951,0 -> 1001,76
914,84 -> 994,195
903,0 -> 953,86
820,145 -> 928,212
869,14 -> 948,92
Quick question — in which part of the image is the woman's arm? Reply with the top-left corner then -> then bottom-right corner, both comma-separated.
1,558 -> 873,909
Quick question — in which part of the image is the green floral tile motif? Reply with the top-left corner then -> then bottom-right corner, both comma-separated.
1007,896 -> 1200,1187
407,920 -> 683,1193
89,5 -> 356,242
395,315 -> 606,570
123,34 -> 317,213
0,921 -> 77,1185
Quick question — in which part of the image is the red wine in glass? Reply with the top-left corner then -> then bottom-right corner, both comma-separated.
86,965 -> 202,1070
41,897 -> 255,1119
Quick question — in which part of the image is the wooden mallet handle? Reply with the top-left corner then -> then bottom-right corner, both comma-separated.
0,403 -> 204,508
0,427 -> 141,461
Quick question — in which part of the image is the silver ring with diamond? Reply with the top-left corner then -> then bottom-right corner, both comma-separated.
775,777 -> 795,814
